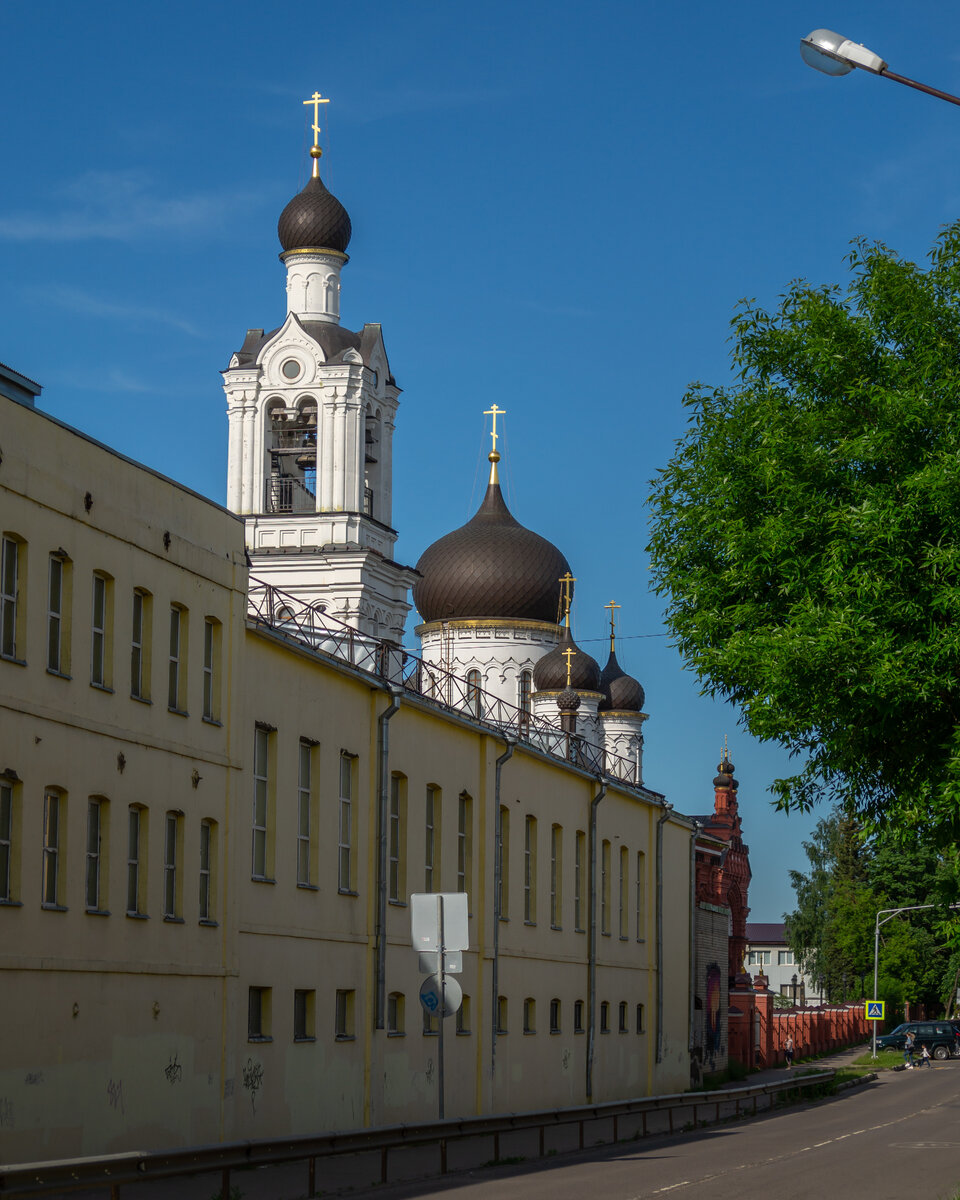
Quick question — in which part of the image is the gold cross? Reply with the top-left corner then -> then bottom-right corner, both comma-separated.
722,733 -> 729,764
559,572 -> 576,624
303,91 -> 331,177
483,404 -> 506,453
604,599 -> 621,651
562,646 -> 577,688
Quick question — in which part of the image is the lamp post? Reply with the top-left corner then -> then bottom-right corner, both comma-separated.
801,29 -> 960,107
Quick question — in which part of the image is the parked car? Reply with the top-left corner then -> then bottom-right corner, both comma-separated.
876,1021 -> 960,1059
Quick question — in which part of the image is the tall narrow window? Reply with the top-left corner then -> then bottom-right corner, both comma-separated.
335,989 -> 355,1039
91,573 -> 109,687
457,791 -> 471,897
550,998 -> 561,1033
131,588 -> 152,700
338,752 -> 355,892
574,999 -> 584,1033
498,806 -> 510,919
524,815 -> 537,923
636,850 -> 646,941
252,726 -> 271,880
550,824 -> 562,928
0,780 -> 14,902
600,1000 -> 610,1033
574,829 -> 585,932
424,784 -> 440,892
601,839 -> 611,935
85,798 -> 106,911
466,669 -> 482,719
518,670 -> 532,718
47,553 -> 70,675
1,535 -> 23,661
389,773 -> 405,903
294,990 -> 316,1041
619,1000 -> 628,1033
168,605 -> 187,711
202,617 -> 220,722
42,790 -> 63,908
163,811 -> 182,919
619,845 -> 629,938
297,739 -> 313,886
523,997 -> 536,1034
127,805 -> 146,916
496,995 -> 508,1034
387,992 -> 405,1035
456,993 -> 471,1035
248,987 -> 272,1040
199,819 -> 216,922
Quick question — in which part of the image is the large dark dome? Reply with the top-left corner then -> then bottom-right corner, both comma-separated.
278,175 -> 352,253
413,480 -> 571,623
533,624 -> 602,692
598,648 -> 645,712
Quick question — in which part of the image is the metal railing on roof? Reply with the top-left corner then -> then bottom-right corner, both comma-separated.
246,578 -> 650,792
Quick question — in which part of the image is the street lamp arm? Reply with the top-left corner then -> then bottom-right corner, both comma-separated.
801,29 -> 960,108
880,69 -> 960,109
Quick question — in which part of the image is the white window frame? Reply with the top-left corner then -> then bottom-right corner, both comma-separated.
85,798 -> 103,911
338,752 -> 354,892
91,573 -> 107,687
252,727 -> 270,880
47,554 -> 63,673
42,791 -> 62,908
297,739 -> 312,886
1,536 -> 20,661
0,780 -> 13,902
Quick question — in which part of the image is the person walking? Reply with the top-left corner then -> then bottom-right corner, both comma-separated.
784,1035 -> 795,1070
919,1043 -> 932,1068
904,1029 -> 916,1069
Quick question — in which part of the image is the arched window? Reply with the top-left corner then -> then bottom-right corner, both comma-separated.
466,669 -> 482,718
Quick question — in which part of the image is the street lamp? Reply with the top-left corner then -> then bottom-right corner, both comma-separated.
801,29 -> 960,108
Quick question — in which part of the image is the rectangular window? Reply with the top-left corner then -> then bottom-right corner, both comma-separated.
523,997 -> 536,1034
496,995 -> 508,1035
457,791 -> 471,898
163,811 -> 182,919
248,986 -> 272,1040
131,589 -> 151,700
574,999 -> 584,1033
388,773 -> 405,902
335,988 -> 355,1039
601,839 -> 611,935
339,752 -> 355,892
574,830 -> 585,932
600,1001 -> 610,1034
524,815 -> 537,923
636,1003 -> 645,1034
424,784 -> 439,892
619,845 -> 628,939
42,790 -> 63,908
253,726 -> 271,880
619,1000 -> 628,1033
1,536 -> 23,661
456,994 -> 471,1035
294,989 -> 316,1041
550,998 -> 561,1034
85,798 -> 105,911
498,806 -> 510,919
202,617 -> 220,722
550,824 -> 562,928
47,554 -> 69,674
199,819 -> 215,922
168,605 -> 187,711
90,572 -> 113,688
387,992 -> 405,1035
127,806 -> 145,916
778,950 -> 795,966
297,739 -> 312,886
636,850 -> 646,941
422,1007 -> 439,1035
0,780 -> 14,902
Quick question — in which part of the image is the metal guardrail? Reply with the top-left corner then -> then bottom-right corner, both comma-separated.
246,578 -> 655,794
0,1071 -> 837,1198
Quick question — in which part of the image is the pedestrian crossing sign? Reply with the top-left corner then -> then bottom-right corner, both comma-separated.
865,1000 -> 885,1020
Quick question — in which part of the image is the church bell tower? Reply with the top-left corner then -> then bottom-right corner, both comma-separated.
222,93 -> 416,641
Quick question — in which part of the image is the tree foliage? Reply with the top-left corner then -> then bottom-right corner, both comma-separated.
648,224 -> 960,841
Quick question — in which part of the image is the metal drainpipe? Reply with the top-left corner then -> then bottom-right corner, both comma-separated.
491,736 -> 515,1076
688,822 -> 702,1054
374,686 -> 403,1029
656,802 -> 674,1064
586,776 -> 608,1102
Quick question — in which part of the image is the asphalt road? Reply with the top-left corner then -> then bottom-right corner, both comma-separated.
369,1065 -> 960,1200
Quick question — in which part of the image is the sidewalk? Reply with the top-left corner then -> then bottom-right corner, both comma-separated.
726,1040 -> 874,1088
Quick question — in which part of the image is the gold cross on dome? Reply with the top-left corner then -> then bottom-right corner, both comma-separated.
722,733 -> 729,765
604,599 -> 621,651
562,646 -> 577,688
483,404 -> 506,454
303,91 -> 331,177
559,572 -> 576,624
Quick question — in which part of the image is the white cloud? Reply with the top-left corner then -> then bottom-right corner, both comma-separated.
29,284 -> 203,337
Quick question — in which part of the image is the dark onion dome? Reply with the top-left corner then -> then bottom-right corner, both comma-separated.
413,479 -> 572,623
533,624 -> 601,693
714,755 -> 736,788
278,175 -> 352,253
598,648 -> 645,713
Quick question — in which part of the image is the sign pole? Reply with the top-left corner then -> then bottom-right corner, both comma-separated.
437,894 -> 445,1120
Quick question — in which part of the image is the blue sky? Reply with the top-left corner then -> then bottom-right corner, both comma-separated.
3,1 -> 958,921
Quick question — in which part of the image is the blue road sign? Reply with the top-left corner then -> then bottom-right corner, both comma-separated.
865,1000 -> 885,1020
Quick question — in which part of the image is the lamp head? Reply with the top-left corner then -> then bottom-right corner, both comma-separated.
800,28 -> 887,76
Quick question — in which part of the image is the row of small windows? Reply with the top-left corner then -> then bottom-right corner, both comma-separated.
747,949 -> 795,967
0,535 -> 222,721
0,780 -> 217,923
247,987 -> 645,1042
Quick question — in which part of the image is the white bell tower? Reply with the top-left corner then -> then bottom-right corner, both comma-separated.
222,93 -> 416,642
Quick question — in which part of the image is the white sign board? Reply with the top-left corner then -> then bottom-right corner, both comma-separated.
410,892 -> 469,953
418,950 -> 462,975
419,973 -> 463,1017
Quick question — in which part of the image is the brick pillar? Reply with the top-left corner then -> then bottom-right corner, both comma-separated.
752,973 -> 774,1068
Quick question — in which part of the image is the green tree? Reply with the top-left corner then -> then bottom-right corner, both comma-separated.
648,224 -> 960,842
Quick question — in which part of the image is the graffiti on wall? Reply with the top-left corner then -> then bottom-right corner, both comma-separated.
704,962 -> 723,1065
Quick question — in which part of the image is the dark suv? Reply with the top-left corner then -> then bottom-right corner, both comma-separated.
876,1021 -> 960,1059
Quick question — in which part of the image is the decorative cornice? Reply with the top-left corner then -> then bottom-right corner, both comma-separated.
416,617 -> 560,635
280,247 -> 349,263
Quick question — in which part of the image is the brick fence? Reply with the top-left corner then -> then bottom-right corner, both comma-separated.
728,973 -> 870,1069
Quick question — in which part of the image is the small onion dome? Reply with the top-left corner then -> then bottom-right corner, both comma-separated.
533,624 -> 601,693
278,175 -> 352,253
413,479 -> 572,623
557,687 -> 581,712
598,648 -> 645,713
713,756 -> 736,788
